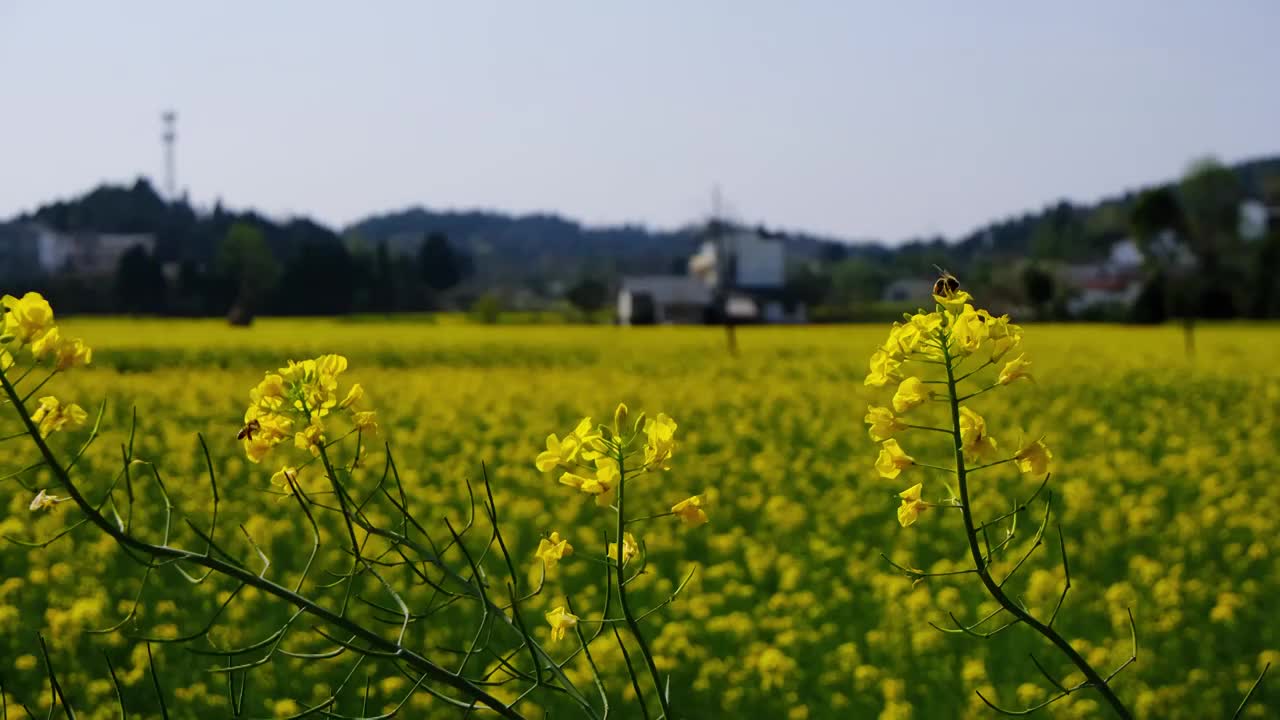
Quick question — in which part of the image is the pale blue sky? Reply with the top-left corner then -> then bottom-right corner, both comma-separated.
2,2 -> 1277,242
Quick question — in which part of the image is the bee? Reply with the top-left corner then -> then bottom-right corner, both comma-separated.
237,418 -> 261,442
932,266 -> 960,298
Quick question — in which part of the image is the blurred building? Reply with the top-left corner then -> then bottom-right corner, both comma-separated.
881,278 -> 935,303
617,226 -> 806,325
0,221 -> 156,281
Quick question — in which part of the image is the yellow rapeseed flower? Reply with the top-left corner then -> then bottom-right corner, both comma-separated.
875,439 -> 915,479
537,433 -> 582,472
864,349 -> 902,387
0,348 -> 14,372
958,406 -> 999,462
559,457 -> 619,507
1,292 -> 55,345
30,396 -> 88,437
270,466 -> 300,496
294,420 -> 325,457
892,377 -> 931,413
671,495 -> 709,527
544,605 -> 579,643
52,335 -> 92,371
352,410 -> 378,435
608,531 -> 640,565
535,531 -> 574,569
999,354 -> 1033,385
339,383 -> 364,409
897,483 -> 928,527
865,405 -> 907,442
643,413 -> 678,470
1014,438 -> 1053,477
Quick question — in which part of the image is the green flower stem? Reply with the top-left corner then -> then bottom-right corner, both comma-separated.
0,367 -> 526,720
615,447 -> 673,720
940,340 -> 1132,719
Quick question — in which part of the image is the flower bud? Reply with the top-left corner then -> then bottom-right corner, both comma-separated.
613,403 -> 629,438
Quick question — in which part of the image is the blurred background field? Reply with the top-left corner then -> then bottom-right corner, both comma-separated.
2,317 -> 1278,718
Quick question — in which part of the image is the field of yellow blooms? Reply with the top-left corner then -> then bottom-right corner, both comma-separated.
2,316 -> 1278,718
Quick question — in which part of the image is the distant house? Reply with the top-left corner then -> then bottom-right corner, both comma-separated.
617,226 -> 806,325
1060,238 -> 1147,316
881,278 -> 935,303
616,276 -> 712,325
0,222 -> 155,281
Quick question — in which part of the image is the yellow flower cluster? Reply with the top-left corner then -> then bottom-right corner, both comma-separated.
240,354 -> 377,466
535,402 -> 707,644
1,292 -> 93,514
865,285 -> 1048,528
1,292 -> 92,372
533,404 -> 682,507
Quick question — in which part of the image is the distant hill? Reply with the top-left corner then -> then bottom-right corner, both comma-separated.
5,153 -> 1278,314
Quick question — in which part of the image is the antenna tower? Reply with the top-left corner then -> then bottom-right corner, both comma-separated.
161,111 -> 177,200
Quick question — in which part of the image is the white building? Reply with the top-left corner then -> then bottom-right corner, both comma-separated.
618,226 -> 806,325
616,276 -> 712,325
0,222 -> 156,280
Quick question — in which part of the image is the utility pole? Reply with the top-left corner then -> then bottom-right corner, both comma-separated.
711,185 -> 738,355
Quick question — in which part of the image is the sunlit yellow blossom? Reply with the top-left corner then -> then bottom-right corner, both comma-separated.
294,421 -> 325,457
544,606 -> 579,643
536,433 -> 582,472
885,312 -> 944,359
951,305 -> 992,355
52,336 -> 92,371
608,531 -> 639,565
671,495 -> 709,527
1,292 -> 55,345
1014,438 -> 1053,477
999,354 -> 1034,385
251,374 -> 288,411
535,531 -> 574,569
643,413 -> 677,470
30,326 -> 62,360
0,348 -> 13,371
864,349 -> 902,387
29,327 -> 90,370
339,383 -> 364,409
892,376 -> 931,413
30,396 -> 88,437
29,489 -> 66,512
352,410 -> 379,435
559,457 -> 619,507
959,406 -> 999,462
865,405 -> 907,442
875,439 -> 915,479
271,466 -> 300,496
988,315 -> 1023,361
897,483 -> 928,527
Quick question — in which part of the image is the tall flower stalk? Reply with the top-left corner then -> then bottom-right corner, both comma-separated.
866,280 -> 1137,717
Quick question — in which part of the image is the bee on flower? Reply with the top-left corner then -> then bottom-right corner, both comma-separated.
239,354 -> 375,465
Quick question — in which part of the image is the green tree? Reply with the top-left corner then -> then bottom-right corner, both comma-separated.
419,232 -> 462,292
1021,264 -> 1055,318
217,222 -> 279,324
114,244 -> 168,314
565,277 -> 609,318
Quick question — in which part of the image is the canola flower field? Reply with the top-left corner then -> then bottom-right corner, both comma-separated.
2,315 -> 1279,718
